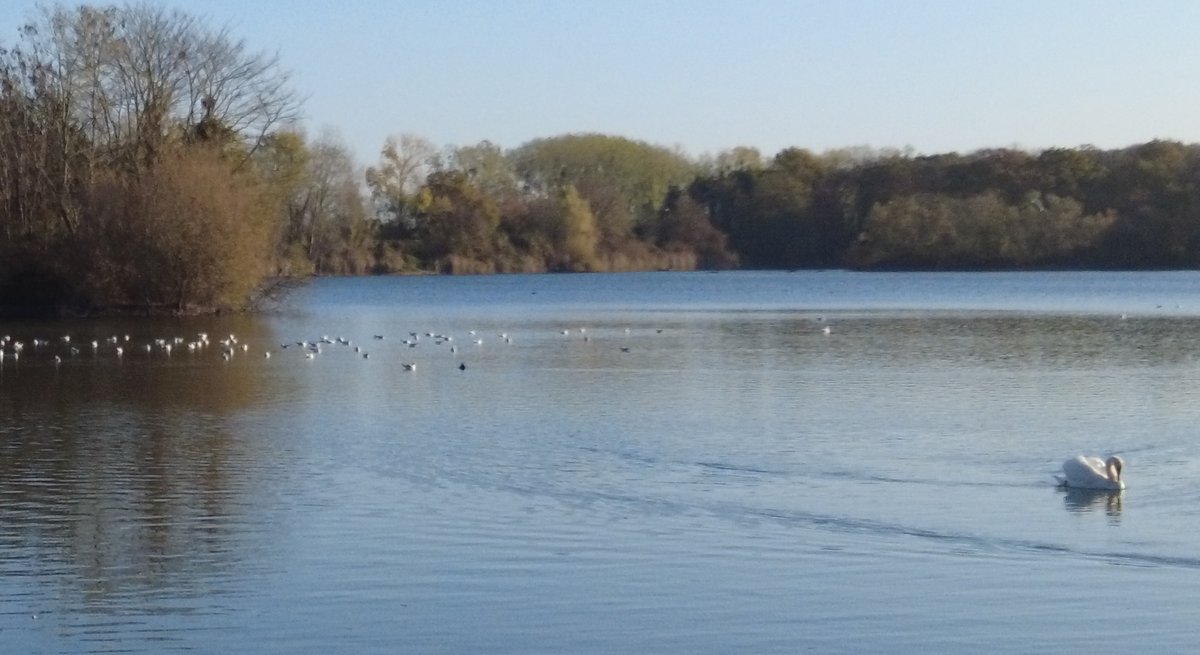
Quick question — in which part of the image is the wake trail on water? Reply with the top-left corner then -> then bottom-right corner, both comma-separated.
381,451 -> 1200,573
739,504 -> 1200,571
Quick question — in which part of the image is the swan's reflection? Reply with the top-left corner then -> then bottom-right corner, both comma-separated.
1062,487 -> 1123,519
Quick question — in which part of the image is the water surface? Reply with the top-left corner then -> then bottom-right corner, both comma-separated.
4,271 -> 1200,653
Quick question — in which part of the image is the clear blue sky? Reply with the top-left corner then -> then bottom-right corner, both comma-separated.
2,0 -> 1198,164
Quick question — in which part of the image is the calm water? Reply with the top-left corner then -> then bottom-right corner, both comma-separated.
4,270 -> 1200,653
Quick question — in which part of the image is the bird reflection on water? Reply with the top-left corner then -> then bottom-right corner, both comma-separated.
1061,487 -> 1123,520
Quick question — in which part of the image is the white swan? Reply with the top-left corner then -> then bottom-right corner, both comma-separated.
1056,455 -> 1125,490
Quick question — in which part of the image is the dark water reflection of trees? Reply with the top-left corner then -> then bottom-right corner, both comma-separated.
0,314 -> 291,608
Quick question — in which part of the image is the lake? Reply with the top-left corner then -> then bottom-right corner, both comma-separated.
4,270 -> 1200,653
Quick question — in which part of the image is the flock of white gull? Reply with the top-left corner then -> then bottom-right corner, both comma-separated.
0,323 -> 690,372
0,327 -> 1126,490
0,328 -> 568,369
0,331 -> 265,365
0,316 -> 746,371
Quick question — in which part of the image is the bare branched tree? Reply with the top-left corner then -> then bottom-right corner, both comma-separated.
365,133 -> 438,224
13,2 -> 300,170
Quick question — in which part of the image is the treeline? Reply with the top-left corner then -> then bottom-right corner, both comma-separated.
284,133 -> 1200,276
5,4 -> 1200,315
299,134 -> 1200,275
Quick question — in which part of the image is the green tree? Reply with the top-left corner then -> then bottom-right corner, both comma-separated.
509,133 -> 695,247
689,148 -> 842,268
412,170 -> 502,271
448,140 -> 518,199
851,192 -> 1114,269
1033,147 -> 1108,208
254,130 -> 311,273
557,185 -> 599,272
1097,141 -> 1200,267
656,188 -> 737,269
265,129 -> 374,274
708,146 -> 765,174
